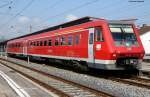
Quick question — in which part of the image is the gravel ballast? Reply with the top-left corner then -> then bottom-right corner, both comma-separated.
1,57 -> 150,97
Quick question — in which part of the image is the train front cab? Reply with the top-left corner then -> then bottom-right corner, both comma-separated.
87,21 -> 145,70
109,23 -> 145,70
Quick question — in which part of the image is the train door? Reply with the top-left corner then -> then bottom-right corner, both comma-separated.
23,42 -> 24,54
88,28 -> 95,63
23,41 -> 27,55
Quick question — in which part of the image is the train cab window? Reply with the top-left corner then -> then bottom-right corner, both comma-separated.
75,35 -> 79,45
44,40 -> 47,46
68,35 -> 73,45
48,39 -> 52,46
37,41 -> 39,46
95,28 -> 104,42
61,36 -> 66,45
40,41 -> 43,46
55,37 -> 59,46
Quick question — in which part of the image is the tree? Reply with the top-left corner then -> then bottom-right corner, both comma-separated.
0,36 -> 6,42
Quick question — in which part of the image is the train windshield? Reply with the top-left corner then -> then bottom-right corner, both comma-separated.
109,24 -> 138,47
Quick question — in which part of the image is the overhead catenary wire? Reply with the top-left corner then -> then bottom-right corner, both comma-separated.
0,0 -> 12,8
41,0 -> 100,24
0,0 -> 35,30
95,1 -> 148,25
0,12 -> 23,16
31,0 -> 100,31
31,0 -> 65,21
1,0 -> 149,38
0,0 -> 63,34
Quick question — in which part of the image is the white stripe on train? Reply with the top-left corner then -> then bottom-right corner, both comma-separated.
7,52 -> 116,65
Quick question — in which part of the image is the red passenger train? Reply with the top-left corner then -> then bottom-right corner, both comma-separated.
6,16 -> 145,70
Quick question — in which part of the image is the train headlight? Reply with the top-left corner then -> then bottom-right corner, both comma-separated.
125,42 -> 130,47
112,53 -> 116,57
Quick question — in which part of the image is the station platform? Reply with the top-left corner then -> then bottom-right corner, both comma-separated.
0,63 -> 58,97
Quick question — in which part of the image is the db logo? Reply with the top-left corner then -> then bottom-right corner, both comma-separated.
96,44 -> 101,50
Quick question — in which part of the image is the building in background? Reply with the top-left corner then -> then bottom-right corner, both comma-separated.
139,24 -> 150,55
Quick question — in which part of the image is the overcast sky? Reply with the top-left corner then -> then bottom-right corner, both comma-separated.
0,0 -> 149,40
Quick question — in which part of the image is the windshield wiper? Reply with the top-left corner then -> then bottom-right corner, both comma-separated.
120,27 -> 125,45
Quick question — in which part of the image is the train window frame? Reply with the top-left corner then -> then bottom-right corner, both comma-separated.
33,42 -> 36,46
75,34 -> 79,45
40,41 -> 43,46
61,36 -> 66,45
44,40 -> 47,46
30,42 -> 32,46
48,38 -> 52,46
37,41 -> 39,46
95,27 -> 104,42
68,35 -> 73,45
89,33 -> 94,44
55,37 -> 59,46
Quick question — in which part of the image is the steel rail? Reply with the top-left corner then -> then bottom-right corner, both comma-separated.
0,58 -> 114,97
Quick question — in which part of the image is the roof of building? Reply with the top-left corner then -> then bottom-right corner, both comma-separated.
139,24 -> 150,35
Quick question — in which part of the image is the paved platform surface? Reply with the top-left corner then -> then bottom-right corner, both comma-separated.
0,63 -> 58,97
0,74 -> 18,97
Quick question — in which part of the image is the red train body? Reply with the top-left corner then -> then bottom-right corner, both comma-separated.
6,17 -> 145,70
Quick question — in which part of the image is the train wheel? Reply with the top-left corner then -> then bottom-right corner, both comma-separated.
72,60 -> 89,72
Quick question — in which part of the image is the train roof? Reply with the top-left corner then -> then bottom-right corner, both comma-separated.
5,16 -> 102,42
1,16 -> 135,43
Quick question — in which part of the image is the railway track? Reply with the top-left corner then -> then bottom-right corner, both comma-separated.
109,77 -> 150,89
1,57 -> 150,96
0,58 -> 113,97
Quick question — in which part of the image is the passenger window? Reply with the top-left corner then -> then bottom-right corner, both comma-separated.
55,37 -> 59,46
68,35 -> 73,45
44,40 -> 47,46
37,41 -> 39,46
40,41 -> 42,46
89,33 -> 93,44
34,42 -> 36,46
61,36 -> 66,45
75,35 -> 79,45
48,39 -> 52,46
95,28 -> 104,41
